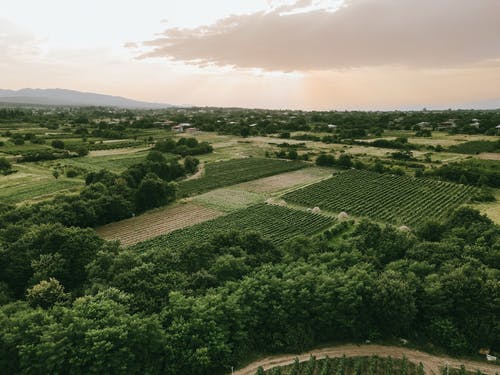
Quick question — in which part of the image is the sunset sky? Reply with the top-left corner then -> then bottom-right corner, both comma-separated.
2,0 -> 500,110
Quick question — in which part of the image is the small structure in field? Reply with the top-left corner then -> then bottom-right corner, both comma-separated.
399,225 -> 411,232
486,354 -> 497,361
186,127 -> 199,133
338,211 -> 349,220
312,206 -> 321,213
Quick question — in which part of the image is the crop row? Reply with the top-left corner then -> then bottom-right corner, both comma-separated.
283,170 -> 477,226
178,158 -> 307,197
132,204 -> 334,251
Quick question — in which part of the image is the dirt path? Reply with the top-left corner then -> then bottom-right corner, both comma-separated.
184,162 -> 205,181
234,344 -> 500,375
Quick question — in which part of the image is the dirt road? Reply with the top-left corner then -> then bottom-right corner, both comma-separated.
233,344 -> 500,375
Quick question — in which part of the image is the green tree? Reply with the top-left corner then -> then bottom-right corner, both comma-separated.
26,278 -> 69,309
51,139 -> 65,149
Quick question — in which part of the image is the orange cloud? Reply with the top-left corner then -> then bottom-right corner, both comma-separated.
138,0 -> 500,71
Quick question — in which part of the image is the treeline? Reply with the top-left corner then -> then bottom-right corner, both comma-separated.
0,206 -> 498,374
154,137 -> 213,156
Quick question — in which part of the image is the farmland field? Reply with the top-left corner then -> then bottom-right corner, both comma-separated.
284,170 -> 477,226
96,203 -> 223,246
132,204 -> 334,251
191,187 -> 265,212
237,166 -> 333,194
177,158 -> 307,197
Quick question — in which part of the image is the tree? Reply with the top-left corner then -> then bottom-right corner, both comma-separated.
337,154 -> 353,169
316,154 -> 335,167
51,139 -> 65,149
146,150 -> 166,163
52,170 -> 60,179
135,173 -> 168,212
459,174 -> 468,185
184,156 -> 199,174
26,278 -> 69,309
0,157 -> 11,173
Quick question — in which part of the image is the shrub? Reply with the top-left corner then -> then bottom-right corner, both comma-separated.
51,139 -> 65,149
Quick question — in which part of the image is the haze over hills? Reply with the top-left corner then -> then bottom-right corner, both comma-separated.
0,88 -> 173,109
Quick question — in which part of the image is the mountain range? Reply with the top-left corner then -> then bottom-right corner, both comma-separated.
0,88 -> 173,109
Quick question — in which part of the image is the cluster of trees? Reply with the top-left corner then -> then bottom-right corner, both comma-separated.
1,203 -> 497,374
426,160 -> 500,188
0,157 -> 13,175
316,153 -> 353,169
154,137 -> 213,157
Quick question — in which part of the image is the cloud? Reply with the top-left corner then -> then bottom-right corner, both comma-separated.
124,41 -> 139,49
0,18 -> 41,62
138,0 -> 500,72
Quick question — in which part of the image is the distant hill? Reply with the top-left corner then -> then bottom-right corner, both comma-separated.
0,88 -> 173,109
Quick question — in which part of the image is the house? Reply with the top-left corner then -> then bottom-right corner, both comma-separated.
172,123 -> 191,132
327,124 -> 337,129
186,127 -> 199,133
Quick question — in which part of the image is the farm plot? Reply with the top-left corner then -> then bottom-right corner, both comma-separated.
177,158 -> 307,197
283,170 -> 476,226
96,203 -> 223,246
132,204 -> 334,251
237,167 -> 333,194
191,188 -> 265,212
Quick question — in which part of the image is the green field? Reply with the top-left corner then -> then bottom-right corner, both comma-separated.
283,170 -> 476,226
132,204 -> 334,251
178,158 -> 307,197
48,150 -> 162,174
0,163 -> 83,204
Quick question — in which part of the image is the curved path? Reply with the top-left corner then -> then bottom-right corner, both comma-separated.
233,344 -> 500,375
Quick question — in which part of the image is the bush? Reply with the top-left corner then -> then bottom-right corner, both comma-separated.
66,169 -> 78,178
51,139 -> 65,149
0,157 -> 12,173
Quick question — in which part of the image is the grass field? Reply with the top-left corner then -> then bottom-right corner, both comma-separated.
49,150 -> 157,174
284,170 -> 476,226
96,202 -> 223,246
0,163 -> 83,204
132,204 -> 334,251
178,158 -> 307,197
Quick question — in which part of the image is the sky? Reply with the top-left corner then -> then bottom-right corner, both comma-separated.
1,0 -> 500,110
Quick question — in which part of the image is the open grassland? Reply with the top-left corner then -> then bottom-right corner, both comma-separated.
0,163 -> 83,204
178,158 -> 307,197
132,204 -> 334,251
49,150 -> 155,173
96,203 -> 223,246
237,167 -> 334,194
191,188 -> 265,212
284,170 -> 476,226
